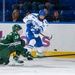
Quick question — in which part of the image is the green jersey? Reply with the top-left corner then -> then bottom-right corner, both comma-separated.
0,32 -> 21,44
0,31 -> 32,65
0,31 -> 23,63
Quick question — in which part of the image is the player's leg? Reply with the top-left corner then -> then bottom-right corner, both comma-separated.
0,58 -> 4,64
36,47 -> 43,56
26,39 -> 37,57
34,36 -> 43,56
0,57 -> 9,65
9,46 -> 24,63
22,48 -> 33,60
13,55 -> 24,63
20,39 -> 33,60
0,47 -> 10,65
11,45 -> 33,61
27,38 -> 43,57
14,48 -> 33,61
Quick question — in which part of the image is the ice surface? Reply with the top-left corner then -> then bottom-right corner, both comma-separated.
0,57 -> 75,75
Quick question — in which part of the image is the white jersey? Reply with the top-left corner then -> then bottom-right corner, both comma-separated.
23,13 -> 48,32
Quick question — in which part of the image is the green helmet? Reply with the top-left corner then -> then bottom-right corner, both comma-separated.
12,24 -> 22,32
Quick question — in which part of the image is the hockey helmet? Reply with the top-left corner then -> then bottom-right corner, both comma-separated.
12,24 -> 22,32
39,9 -> 46,16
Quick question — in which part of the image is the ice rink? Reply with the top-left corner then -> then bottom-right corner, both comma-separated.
0,57 -> 75,75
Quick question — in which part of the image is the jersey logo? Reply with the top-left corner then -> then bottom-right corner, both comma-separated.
15,36 -> 19,39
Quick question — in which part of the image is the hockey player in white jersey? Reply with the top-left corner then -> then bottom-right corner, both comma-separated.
23,9 -> 49,57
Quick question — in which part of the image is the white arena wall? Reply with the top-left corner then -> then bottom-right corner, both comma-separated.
0,23 -> 75,52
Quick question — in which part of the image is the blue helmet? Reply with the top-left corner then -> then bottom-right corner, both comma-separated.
39,10 -> 46,16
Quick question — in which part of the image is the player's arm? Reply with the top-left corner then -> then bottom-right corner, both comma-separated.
0,32 -> 13,45
43,19 -> 49,31
23,14 -> 32,24
31,27 -> 41,34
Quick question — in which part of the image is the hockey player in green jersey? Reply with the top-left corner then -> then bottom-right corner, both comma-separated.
0,24 -> 33,65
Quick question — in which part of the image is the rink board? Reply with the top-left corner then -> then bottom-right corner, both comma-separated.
0,23 -> 75,58
0,23 -> 75,52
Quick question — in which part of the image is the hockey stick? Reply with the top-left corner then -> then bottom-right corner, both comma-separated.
35,53 -> 75,58
40,32 -> 53,41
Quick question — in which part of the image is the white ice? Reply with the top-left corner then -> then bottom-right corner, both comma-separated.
0,57 -> 75,75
